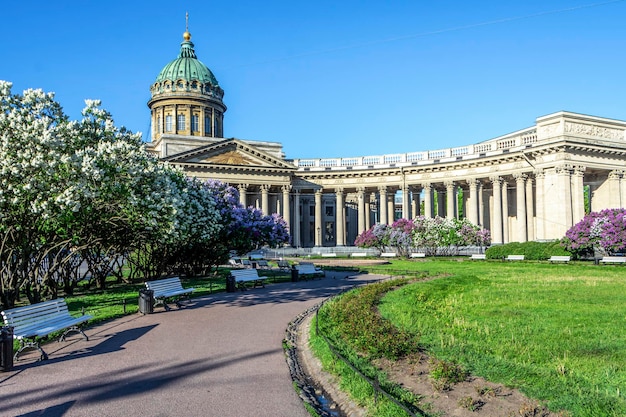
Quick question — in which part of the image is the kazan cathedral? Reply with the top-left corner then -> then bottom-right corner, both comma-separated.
145,28 -> 626,250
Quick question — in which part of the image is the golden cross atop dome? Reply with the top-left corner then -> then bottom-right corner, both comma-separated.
183,12 -> 191,41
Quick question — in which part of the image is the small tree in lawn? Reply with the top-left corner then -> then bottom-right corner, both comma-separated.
354,223 -> 389,254
562,208 -> 626,258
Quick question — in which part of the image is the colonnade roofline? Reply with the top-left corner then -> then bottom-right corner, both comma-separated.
291,111 -> 626,173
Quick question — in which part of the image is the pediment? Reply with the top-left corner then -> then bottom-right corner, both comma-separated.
162,138 -> 295,170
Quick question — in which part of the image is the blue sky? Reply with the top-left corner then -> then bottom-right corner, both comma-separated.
1,1 -> 625,159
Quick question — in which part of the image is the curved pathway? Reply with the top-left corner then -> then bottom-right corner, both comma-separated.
0,272 -> 382,417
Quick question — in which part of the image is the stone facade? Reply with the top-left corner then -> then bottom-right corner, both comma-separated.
146,30 -> 626,248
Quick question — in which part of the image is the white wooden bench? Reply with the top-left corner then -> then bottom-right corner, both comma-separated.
549,255 -> 571,263
351,252 -> 367,257
277,260 -> 291,272
296,263 -> 325,279
321,253 -> 337,257
506,255 -> 525,261
380,252 -> 397,258
230,269 -> 267,291
1,298 -> 93,361
410,252 -> 426,258
470,254 -> 486,260
145,277 -> 195,311
599,256 -> 626,264
255,260 -> 270,269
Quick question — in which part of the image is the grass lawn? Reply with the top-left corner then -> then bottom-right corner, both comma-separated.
372,259 -> 626,416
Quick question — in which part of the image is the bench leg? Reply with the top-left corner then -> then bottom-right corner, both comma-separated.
15,339 -> 48,361
59,325 -> 89,342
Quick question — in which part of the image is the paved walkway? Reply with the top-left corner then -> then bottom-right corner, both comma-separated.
0,271 -> 384,417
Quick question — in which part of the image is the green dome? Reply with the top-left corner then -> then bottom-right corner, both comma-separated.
155,36 -> 219,86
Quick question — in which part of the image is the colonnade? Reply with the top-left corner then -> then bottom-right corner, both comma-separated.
234,165 -> 626,249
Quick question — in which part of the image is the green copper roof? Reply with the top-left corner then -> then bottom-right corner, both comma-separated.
155,35 -> 219,86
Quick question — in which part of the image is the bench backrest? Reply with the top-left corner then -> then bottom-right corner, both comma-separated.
145,277 -> 185,295
471,254 -> 486,259
381,252 -> 397,257
410,253 -> 426,258
2,299 -> 72,331
230,269 -> 260,280
296,264 -> 319,273
601,256 -> 626,262
277,261 -> 290,268
351,253 -> 367,257
507,255 -> 525,260
549,255 -> 571,262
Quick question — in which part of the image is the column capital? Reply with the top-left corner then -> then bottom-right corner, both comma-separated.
238,183 -> 249,191
281,184 -> 292,193
444,180 -> 455,188
260,184 -> 270,192
489,175 -> 502,184
513,172 -> 527,181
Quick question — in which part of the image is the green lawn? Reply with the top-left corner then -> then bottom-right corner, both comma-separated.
373,259 -> 626,416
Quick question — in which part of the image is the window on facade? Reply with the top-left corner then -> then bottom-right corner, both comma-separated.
165,115 -> 173,132
191,115 -> 199,132
309,206 -> 315,216
177,114 -> 186,131
214,118 -> 221,137
157,116 -> 162,133
204,115 -> 212,135
325,206 -> 334,217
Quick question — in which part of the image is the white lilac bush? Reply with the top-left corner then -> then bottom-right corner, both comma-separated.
0,82 -> 289,309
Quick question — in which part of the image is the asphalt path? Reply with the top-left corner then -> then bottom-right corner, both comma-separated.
0,271 -> 384,417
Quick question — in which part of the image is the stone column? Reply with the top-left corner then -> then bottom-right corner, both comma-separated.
379,186 -> 388,225
293,190 -> 301,248
525,176 -> 535,241
468,179 -> 479,225
387,191 -> 395,224
282,185 -> 291,236
478,181 -> 485,227
335,188 -> 345,246
314,189 -> 323,247
514,173 -> 527,242
502,180 -> 509,243
557,165 -> 573,234
402,185 -> 410,219
490,176 -> 503,244
357,187 -> 366,234
422,183 -> 432,218
534,170 -> 545,240
608,170 -> 622,208
412,186 -> 421,218
260,184 -> 270,216
572,166 -> 586,224
238,184 -> 248,207
445,181 -> 456,219
366,193 -> 374,229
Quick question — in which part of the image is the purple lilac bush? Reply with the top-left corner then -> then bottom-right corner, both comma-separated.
563,208 -> 626,257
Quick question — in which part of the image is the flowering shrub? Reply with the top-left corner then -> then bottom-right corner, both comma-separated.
354,216 -> 490,257
0,81 -> 290,308
562,208 -> 626,257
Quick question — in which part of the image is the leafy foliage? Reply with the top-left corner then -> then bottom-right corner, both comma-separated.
355,216 -> 491,256
485,241 -> 571,260
562,208 -> 626,258
0,81 -> 289,309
